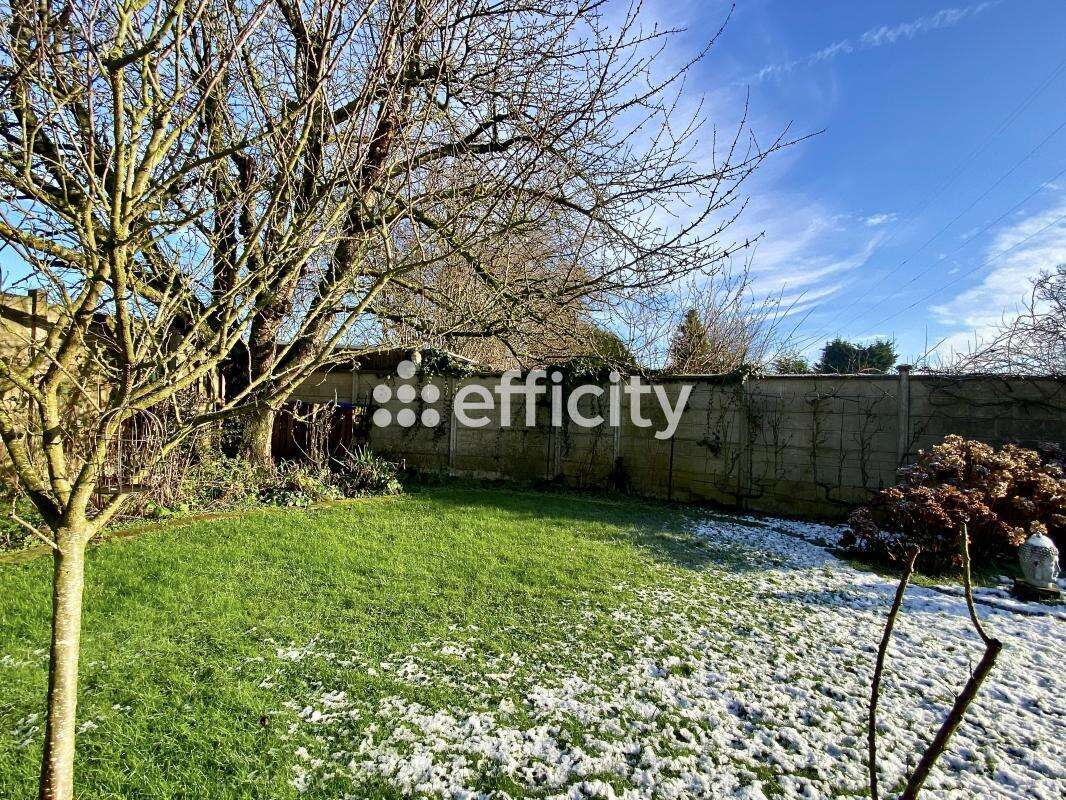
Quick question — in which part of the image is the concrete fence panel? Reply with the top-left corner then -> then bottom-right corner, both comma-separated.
292,369 -> 1066,518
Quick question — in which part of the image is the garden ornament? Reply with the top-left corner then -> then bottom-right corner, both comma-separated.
1018,529 -> 1060,591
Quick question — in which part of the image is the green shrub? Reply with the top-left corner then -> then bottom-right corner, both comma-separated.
178,455 -> 266,511
260,462 -> 342,507
331,447 -> 402,497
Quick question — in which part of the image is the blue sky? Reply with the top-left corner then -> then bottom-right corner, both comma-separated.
4,2 -> 1063,367
661,0 -> 1066,363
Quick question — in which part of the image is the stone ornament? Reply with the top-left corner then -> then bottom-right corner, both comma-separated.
1018,530 -> 1060,590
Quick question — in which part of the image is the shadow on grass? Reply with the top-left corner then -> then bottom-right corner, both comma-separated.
764,581 -> 997,625
0,480 -> 802,579
841,552 -> 1016,590
409,481 -> 785,575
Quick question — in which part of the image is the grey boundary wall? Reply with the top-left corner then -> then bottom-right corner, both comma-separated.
293,368 -> 1066,519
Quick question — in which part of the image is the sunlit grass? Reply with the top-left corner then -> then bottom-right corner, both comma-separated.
0,487 -> 704,799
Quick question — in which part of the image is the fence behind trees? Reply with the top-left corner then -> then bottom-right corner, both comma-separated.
292,368 -> 1066,518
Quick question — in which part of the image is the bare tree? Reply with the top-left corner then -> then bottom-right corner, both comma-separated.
0,3 -> 322,795
172,0 -> 787,463
620,264 -> 790,373
866,526 -> 1002,800
961,266 -> 1066,376
0,0 -> 782,795
368,226 -> 596,368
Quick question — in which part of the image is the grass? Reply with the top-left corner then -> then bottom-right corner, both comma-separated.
0,486 -> 713,799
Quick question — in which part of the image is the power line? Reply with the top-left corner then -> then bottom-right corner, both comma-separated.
848,208 -> 1066,342
787,56 -> 1066,352
794,159 -> 1066,349
796,117 -> 1066,351
877,117 -> 1066,283
869,54 -> 1066,256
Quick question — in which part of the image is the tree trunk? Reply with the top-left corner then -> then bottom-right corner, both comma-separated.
242,407 -> 275,468
39,540 -> 86,800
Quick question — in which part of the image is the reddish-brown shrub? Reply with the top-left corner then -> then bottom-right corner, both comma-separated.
841,435 -> 1066,573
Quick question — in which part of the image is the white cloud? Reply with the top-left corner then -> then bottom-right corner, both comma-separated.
863,213 -> 897,227
809,40 -> 855,64
859,3 -> 997,47
746,2 -> 999,83
721,194 -> 884,327
930,200 -> 1066,341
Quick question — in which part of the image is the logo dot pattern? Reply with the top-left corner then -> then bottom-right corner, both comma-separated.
372,360 -> 441,428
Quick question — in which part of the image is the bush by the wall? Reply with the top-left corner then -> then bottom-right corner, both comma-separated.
1,443 -> 406,552
260,462 -> 342,507
841,435 -> 1066,573
331,447 -> 402,496
173,449 -> 401,510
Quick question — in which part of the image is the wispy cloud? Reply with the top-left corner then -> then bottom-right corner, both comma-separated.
720,195 -> 884,328
746,2 -> 999,83
929,199 -> 1066,355
863,213 -> 897,227
859,4 -> 996,46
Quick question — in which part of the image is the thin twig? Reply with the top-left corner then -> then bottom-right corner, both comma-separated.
959,522 -> 992,645
900,524 -> 1003,800
8,509 -> 59,551
868,546 -> 919,800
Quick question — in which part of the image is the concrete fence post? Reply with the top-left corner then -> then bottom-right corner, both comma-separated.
447,378 -> 457,474
733,380 -> 751,506
612,416 -> 621,465
896,364 -> 912,466
667,435 -> 675,500
553,423 -> 563,479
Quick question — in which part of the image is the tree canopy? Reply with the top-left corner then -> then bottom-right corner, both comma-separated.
816,338 -> 897,374
771,349 -> 811,374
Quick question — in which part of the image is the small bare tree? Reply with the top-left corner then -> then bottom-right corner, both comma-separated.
0,0 -> 784,796
618,263 -> 790,373
962,266 -> 1066,376
0,2 -> 365,795
867,526 -> 1003,800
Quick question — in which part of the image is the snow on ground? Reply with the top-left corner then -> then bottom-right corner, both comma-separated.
748,516 -> 1066,621
272,516 -> 1065,799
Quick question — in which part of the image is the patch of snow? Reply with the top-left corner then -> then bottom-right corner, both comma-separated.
272,515 -> 1066,799
11,713 -> 41,750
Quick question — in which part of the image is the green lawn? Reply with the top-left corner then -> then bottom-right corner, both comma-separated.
3,487 -> 1061,799
0,487 -> 707,799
